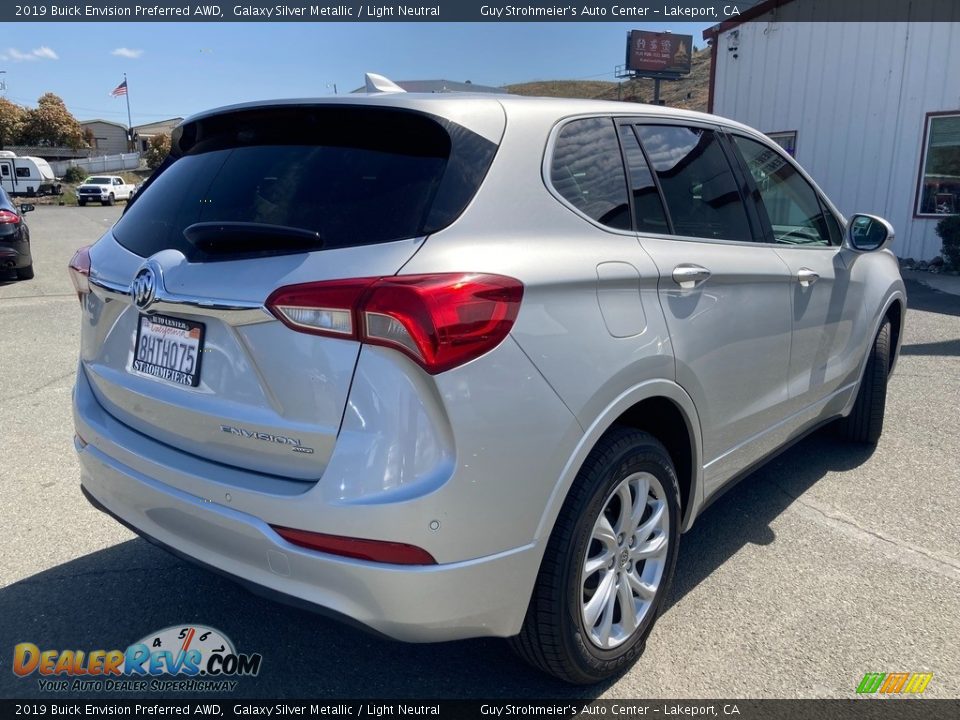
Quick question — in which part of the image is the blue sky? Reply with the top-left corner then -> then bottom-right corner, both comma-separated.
2,22 -> 712,126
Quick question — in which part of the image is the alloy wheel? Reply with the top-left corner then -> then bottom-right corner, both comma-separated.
580,471 -> 670,649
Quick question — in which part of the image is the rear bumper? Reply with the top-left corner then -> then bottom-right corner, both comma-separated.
77,440 -> 538,642
0,243 -> 30,269
72,356 -> 562,642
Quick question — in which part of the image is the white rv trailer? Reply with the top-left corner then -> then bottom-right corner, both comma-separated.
0,151 -> 62,197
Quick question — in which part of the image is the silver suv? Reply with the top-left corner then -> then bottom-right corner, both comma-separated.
70,93 -> 905,684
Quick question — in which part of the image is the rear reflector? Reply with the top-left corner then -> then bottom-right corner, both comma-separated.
266,273 -> 523,374
271,526 -> 437,565
68,245 -> 92,304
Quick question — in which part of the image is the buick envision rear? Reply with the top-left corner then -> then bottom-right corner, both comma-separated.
72,94 -> 905,683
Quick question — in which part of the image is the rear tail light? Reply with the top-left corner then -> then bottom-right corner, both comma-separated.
271,525 -> 436,565
68,245 -> 92,304
266,273 -> 523,374
0,210 -> 20,225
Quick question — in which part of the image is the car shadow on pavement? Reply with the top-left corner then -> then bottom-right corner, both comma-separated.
0,535 -> 593,700
664,430 -> 875,614
0,431 -> 872,701
903,278 -> 960,319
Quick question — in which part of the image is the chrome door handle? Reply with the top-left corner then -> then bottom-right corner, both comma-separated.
672,264 -> 711,290
797,268 -> 820,287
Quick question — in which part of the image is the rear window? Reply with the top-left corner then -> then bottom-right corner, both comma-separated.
549,117 -> 631,231
114,106 -> 498,261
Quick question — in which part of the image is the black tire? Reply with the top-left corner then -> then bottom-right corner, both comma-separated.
510,427 -> 681,684
78,200 -> 87,207
839,319 -> 891,444
16,264 -> 34,280
103,193 -> 115,207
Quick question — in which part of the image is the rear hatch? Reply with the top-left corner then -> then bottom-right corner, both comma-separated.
80,101 -> 503,480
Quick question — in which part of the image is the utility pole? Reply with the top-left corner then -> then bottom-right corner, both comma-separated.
123,73 -> 133,151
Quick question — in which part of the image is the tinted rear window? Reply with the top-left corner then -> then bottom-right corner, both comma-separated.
114,106 -> 497,261
549,117 -> 631,231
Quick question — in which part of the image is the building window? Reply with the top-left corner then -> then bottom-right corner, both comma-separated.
916,112 -> 960,216
766,131 -> 797,157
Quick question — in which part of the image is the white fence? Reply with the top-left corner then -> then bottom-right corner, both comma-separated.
50,153 -> 141,177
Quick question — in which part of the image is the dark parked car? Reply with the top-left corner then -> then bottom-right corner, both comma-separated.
0,188 -> 34,280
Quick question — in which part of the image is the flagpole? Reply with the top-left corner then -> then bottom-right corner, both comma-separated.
123,73 -> 133,151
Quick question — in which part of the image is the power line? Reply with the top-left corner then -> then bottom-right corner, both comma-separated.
5,94 -> 181,120
504,69 -> 618,86
570,70 -> 619,80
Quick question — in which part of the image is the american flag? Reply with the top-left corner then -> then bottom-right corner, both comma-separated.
110,79 -> 128,97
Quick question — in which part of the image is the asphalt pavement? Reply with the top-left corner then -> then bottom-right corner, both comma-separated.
1,205 -> 958,700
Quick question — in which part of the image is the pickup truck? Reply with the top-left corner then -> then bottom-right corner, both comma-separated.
76,176 -> 136,206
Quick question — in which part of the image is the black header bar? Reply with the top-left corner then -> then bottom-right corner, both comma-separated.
3,700 -> 960,719
3,0 -> 960,23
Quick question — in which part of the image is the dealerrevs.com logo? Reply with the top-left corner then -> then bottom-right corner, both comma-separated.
13,625 -> 262,693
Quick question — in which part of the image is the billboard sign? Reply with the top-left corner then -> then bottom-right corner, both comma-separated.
626,30 -> 693,75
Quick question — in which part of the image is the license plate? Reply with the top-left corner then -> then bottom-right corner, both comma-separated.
132,314 -> 205,387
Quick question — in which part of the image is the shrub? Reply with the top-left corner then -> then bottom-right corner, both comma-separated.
143,133 -> 171,170
936,215 -> 960,270
62,165 -> 87,184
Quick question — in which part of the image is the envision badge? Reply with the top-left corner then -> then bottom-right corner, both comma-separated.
220,424 -> 315,454
132,267 -> 158,311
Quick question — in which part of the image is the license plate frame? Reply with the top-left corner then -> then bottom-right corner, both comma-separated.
131,313 -> 205,388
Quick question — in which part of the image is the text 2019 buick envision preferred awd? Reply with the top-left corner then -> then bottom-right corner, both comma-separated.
71,91 -> 905,683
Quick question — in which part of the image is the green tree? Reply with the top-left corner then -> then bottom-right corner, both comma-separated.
0,97 -> 28,149
143,132 -> 171,169
21,93 -> 86,149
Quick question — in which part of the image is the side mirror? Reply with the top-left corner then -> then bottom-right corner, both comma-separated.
847,213 -> 894,252
19,203 -> 35,214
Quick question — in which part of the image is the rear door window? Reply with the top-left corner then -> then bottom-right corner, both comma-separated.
113,106 -> 498,261
635,125 -> 753,242
550,117 -> 631,231
618,124 -> 670,234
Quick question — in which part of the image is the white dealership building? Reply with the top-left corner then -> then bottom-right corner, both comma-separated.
705,0 -> 960,260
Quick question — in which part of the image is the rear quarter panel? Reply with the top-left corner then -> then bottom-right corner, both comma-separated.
400,103 -> 702,538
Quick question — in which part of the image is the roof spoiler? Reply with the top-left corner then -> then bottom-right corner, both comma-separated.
364,73 -> 406,94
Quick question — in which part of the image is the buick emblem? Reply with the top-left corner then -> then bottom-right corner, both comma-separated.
132,267 -> 158,311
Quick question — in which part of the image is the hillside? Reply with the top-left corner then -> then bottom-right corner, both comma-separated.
505,48 -> 711,112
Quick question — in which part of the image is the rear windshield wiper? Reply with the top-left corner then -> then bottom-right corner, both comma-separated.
183,222 -> 324,257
